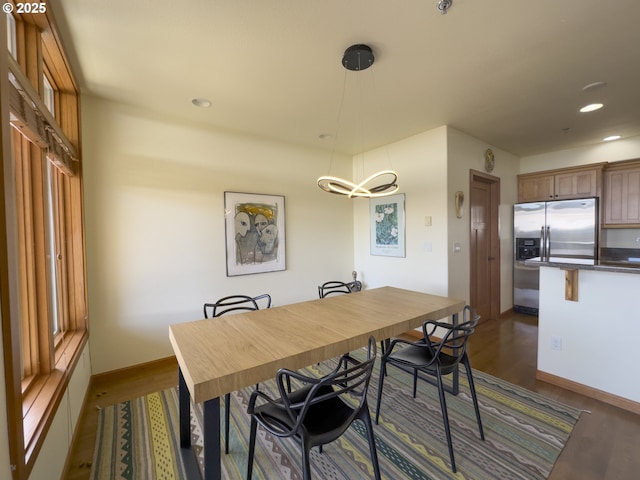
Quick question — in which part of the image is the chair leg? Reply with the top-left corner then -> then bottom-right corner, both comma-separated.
247,417 -> 258,480
375,359 -> 388,424
225,392 -> 231,454
436,371 -> 457,473
361,408 -> 382,480
463,356 -> 485,440
412,369 -> 418,398
301,440 -> 312,480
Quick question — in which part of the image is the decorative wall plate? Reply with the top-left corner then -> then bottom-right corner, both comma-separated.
484,148 -> 495,172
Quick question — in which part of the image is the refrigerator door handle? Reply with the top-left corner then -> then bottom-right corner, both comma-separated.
540,226 -> 546,260
545,226 -> 551,261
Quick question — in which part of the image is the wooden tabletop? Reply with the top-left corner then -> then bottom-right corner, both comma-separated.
169,286 -> 464,404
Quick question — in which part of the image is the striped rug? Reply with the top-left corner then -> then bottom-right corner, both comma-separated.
91,354 -> 581,479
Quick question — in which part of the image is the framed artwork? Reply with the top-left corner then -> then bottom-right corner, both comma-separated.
224,192 -> 286,276
370,193 -> 405,257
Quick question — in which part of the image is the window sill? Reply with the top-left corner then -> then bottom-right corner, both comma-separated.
22,330 -> 87,466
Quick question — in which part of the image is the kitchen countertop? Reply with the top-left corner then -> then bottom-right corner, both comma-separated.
525,257 -> 640,274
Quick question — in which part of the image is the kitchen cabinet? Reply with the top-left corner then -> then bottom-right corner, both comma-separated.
603,160 -> 640,227
517,164 -> 604,203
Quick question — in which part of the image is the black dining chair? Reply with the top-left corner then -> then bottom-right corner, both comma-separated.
317,280 -> 353,298
203,293 -> 271,318
203,293 -> 271,454
246,336 -> 381,480
374,305 -> 484,473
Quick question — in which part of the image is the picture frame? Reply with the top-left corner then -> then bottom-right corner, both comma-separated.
224,192 -> 286,276
370,193 -> 405,257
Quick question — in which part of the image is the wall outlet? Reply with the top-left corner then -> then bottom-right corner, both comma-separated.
550,336 -> 563,351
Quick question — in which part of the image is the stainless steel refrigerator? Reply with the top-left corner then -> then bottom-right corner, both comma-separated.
513,197 -> 598,315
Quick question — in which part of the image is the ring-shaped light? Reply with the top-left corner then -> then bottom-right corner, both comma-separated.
317,170 -> 399,198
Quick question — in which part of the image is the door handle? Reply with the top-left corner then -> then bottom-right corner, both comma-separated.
545,226 -> 551,261
488,256 -> 495,261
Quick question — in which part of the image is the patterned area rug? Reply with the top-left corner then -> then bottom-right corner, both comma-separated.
91,353 -> 581,479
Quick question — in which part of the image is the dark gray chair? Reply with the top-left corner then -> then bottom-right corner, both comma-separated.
246,336 -> 381,480
203,293 -> 271,318
374,305 -> 484,473
203,294 -> 271,454
318,280 -> 352,298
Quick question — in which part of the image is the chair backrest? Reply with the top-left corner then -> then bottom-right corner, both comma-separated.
203,293 -> 271,318
318,281 -> 352,298
422,305 -> 480,368
262,336 -> 377,438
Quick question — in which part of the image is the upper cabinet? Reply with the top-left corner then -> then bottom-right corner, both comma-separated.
517,164 -> 605,203
603,160 -> 640,227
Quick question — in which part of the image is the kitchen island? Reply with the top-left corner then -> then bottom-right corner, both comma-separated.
525,258 -> 640,414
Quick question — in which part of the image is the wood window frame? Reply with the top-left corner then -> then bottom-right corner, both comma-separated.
1,3 -> 88,478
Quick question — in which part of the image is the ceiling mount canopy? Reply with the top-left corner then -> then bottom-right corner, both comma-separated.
317,44 -> 399,199
341,44 -> 375,71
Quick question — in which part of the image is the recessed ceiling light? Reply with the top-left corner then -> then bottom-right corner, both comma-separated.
318,133 -> 332,140
579,103 -> 603,113
192,98 -> 212,108
603,135 -> 621,142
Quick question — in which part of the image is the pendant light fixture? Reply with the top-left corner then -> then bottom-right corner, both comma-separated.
317,44 -> 399,198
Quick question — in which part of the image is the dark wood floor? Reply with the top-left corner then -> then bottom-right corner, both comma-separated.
63,312 -> 640,479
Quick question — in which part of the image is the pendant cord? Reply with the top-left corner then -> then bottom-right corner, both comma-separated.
327,67 -> 349,175
317,44 -> 398,198
367,54 -> 394,173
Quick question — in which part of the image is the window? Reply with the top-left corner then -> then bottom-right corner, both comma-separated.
43,74 -> 55,116
6,13 -> 16,60
2,9 -> 88,479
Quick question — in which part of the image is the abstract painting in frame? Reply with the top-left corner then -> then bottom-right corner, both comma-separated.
224,192 -> 286,276
370,193 -> 405,257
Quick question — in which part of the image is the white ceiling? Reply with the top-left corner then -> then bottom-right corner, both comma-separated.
50,0 -> 640,157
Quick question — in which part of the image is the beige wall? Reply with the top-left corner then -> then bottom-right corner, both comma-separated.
353,126 -> 450,294
82,96 -> 355,374
353,126 -> 520,315
520,136 -> 640,172
446,128 -> 520,313
81,98 -> 527,377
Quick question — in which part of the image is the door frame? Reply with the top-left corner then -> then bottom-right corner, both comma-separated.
469,169 -> 501,321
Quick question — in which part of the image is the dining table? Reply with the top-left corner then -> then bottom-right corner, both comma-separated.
169,285 -> 465,480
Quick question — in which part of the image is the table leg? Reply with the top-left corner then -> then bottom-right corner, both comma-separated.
204,397 -> 221,480
179,368 -> 190,447
179,367 -> 222,480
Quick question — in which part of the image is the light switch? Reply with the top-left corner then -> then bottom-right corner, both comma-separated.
453,242 -> 462,253
423,242 -> 432,252
424,216 -> 432,226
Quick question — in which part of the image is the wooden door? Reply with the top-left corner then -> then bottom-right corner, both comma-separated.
470,171 -> 500,322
